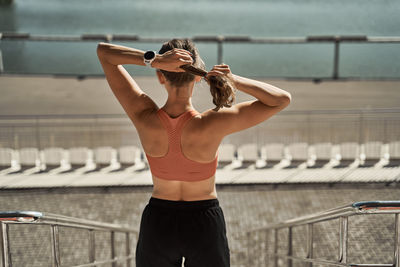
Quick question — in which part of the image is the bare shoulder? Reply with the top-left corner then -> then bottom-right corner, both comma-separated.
200,99 -> 290,139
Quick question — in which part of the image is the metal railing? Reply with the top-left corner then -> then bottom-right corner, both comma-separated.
245,201 -> 400,267
1,108 -> 399,150
0,211 -> 137,267
1,33 -> 400,80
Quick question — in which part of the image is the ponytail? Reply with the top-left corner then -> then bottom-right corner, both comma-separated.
180,64 -> 237,112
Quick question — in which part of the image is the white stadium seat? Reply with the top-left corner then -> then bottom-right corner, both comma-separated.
117,146 -> 146,172
262,143 -> 285,162
285,142 -> 309,168
0,148 -> 20,174
360,141 -> 383,167
334,142 -> 360,168
217,143 -> 236,169
40,147 -> 66,172
0,148 -> 13,171
63,147 -> 94,173
118,145 -> 142,165
386,141 -> 400,167
308,142 -> 333,168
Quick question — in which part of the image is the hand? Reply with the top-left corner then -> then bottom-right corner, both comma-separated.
152,48 -> 193,72
205,64 -> 234,83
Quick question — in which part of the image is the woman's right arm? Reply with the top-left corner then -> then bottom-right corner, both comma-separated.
205,64 -> 292,138
230,74 -> 291,107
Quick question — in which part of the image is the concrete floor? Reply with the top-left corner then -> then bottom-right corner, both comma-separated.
1,75 -> 400,115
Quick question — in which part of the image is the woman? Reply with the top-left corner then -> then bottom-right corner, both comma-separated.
97,39 -> 291,267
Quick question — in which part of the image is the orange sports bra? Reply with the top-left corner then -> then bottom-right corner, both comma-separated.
145,108 -> 218,182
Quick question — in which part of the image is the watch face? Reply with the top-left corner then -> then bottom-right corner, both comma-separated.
144,51 -> 156,60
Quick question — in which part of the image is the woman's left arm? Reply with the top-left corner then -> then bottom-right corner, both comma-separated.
96,42 -> 192,124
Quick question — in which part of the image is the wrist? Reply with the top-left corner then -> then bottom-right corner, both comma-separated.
150,54 -> 162,68
231,74 -> 240,85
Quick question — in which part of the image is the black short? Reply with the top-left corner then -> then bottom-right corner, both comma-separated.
135,197 -> 230,267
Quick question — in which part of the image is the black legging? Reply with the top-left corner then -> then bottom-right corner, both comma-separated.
135,197 -> 230,267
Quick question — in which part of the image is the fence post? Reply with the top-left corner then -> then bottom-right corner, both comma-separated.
126,233 -> 131,267
35,116 -> 41,150
89,229 -> 96,266
395,214 -> 399,267
264,230 -> 269,265
274,229 -> 278,267
339,216 -> 348,263
288,227 -> 293,267
333,38 -> 340,79
0,223 -> 10,267
306,223 -> 313,267
111,231 -> 116,267
247,231 -> 251,266
50,225 -> 60,267
217,36 -> 223,64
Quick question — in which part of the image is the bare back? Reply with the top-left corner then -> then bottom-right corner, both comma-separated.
135,99 -> 289,201
135,108 -> 222,201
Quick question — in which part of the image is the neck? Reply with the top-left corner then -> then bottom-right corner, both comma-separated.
163,83 -> 195,113
163,98 -> 194,113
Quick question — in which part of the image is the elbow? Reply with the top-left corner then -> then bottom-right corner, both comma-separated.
279,93 -> 292,107
96,43 -> 105,56
96,42 -> 109,57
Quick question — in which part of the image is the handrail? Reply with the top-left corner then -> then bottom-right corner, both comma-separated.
245,200 -> 400,267
1,33 -> 400,80
0,107 -> 399,120
0,210 -> 137,267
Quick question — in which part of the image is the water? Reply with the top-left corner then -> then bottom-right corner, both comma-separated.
1,0 -> 400,77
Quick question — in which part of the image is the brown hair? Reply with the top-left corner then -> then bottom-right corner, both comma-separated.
158,39 -> 236,112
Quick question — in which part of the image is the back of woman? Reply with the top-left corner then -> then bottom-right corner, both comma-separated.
97,38 -> 291,267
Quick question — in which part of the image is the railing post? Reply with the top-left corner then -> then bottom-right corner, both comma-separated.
50,225 -> 60,267
333,37 -> 340,79
88,229 -> 96,267
306,223 -> 313,267
217,36 -> 223,64
35,116 -> 41,150
288,227 -> 293,267
274,229 -> 278,267
339,216 -> 348,263
0,223 -> 10,267
110,231 -> 116,267
265,230 -> 269,266
247,231 -> 251,266
395,214 -> 400,267
126,232 -> 131,267
0,48 -> 4,73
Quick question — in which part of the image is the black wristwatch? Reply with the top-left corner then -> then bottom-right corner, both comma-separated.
144,51 -> 156,67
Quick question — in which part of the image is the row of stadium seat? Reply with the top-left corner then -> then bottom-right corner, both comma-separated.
0,141 -> 399,176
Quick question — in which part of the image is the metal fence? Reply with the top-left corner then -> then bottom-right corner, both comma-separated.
1,33 -> 400,80
0,108 -> 399,150
245,201 -> 400,267
0,211 -> 137,267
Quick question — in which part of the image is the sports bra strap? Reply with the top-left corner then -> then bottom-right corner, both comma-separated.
156,109 -> 198,153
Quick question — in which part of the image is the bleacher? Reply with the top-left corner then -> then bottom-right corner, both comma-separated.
0,141 -> 399,188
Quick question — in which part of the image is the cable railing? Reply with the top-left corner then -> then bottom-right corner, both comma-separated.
0,211 -> 137,267
1,33 -> 400,80
245,201 -> 400,267
1,108 -> 399,150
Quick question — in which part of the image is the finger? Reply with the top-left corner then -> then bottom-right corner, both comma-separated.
212,67 -> 230,73
213,66 -> 229,70
174,48 -> 193,56
176,53 -> 193,60
216,64 -> 229,69
179,58 -> 193,64
206,70 -> 224,77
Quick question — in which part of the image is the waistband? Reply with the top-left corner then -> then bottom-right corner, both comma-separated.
148,197 -> 219,211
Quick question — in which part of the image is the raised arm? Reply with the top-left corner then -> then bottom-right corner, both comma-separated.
204,64 -> 292,138
96,42 -> 193,123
